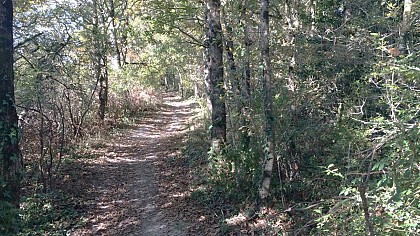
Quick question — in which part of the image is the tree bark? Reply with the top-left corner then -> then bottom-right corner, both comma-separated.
0,0 -> 21,207
223,24 -> 237,89
98,57 -> 108,120
93,0 -> 108,120
402,0 -> 412,32
309,0 -> 316,36
222,12 -> 238,145
109,0 -> 122,69
240,0 -> 251,152
401,0 -> 412,53
203,7 -> 211,106
285,0 -> 300,181
359,185 -> 375,236
285,0 -> 299,94
259,0 -> 275,201
205,0 -> 227,155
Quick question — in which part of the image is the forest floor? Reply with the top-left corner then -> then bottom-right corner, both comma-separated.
64,93 -> 220,235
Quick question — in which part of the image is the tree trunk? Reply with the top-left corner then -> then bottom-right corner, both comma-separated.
222,14 -> 242,184
309,0 -> 316,36
0,0 -> 21,207
203,7 -> 212,108
93,0 -> 108,120
240,0 -> 251,152
98,57 -> 108,120
285,0 -> 299,93
205,0 -> 227,155
223,25 -> 237,91
401,0 -> 412,53
285,0 -> 300,181
222,14 -> 239,145
109,0 -> 122,69
359,185 -> 375,236
259,0 -> 275,201
402,0 -> 412,32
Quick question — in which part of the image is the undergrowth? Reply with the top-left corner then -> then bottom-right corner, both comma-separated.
19,190 -> 82,236
12,92 -> 165,235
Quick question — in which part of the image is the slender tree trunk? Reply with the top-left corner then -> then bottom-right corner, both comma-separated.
205,0 -> 227,155
223,24 -> 237,90
109,0 -> 122,69
93,0 -> 101,119
240,0 -> 251,152
203,7 -> 212,108
259,0 -> 275,201
222,14 -> 241,184
285,0 -> 300,181
401,0 -> 412,53
93,0 -> 108,120
222,12 -> 239,145
0,0 -> 21,207
359,184 -> 375,236
309,0 -> 316,36
285,0 -> 299,94
177,68 -> 184,97
119,0 -> 129,65
402,0 -> 412,32
98,57 -> 108,120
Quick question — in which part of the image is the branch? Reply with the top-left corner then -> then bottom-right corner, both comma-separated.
406,65 -> 420,72
14,32 -> 43,50
15,104 -> 51,122
174,26 -> 205,47
124,61 -> 148,66
183,40 -> 206,48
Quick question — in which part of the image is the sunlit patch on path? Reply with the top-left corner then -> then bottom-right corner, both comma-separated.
70,93 -> 197,236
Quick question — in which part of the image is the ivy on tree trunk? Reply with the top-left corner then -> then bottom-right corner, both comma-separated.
0,0 -> 21,207
205,0 -> 227,155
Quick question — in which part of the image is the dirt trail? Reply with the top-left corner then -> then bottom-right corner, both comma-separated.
70,93 -> 198,236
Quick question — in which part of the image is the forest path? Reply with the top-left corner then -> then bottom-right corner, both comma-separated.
70,93 -> 199,236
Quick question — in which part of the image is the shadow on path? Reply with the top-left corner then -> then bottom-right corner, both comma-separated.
68,93 -> 198,236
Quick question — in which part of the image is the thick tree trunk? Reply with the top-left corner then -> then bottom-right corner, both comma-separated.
205,0 -> 227,154
0,0 -> 21,207
259,0 -> 275,201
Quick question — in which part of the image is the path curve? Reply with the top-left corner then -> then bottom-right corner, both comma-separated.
70,93 -> 197,236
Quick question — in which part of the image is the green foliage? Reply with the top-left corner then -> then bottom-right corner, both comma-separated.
19,191 -> 82,236
0,201 -> 20,235
108,72 -> 161,120
7,0 -> 419,234
304,22 -> 420,235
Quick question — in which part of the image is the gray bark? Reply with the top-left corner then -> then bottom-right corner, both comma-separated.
93,0 -> 108,120
109,0 -> 122,69
205,0 -> 227,154
240,0 -> 251,152
259,0 -> 275,201
401,0 -> 413,53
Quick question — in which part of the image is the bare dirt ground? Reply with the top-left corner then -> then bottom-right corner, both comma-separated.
68,93 -> 204,236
